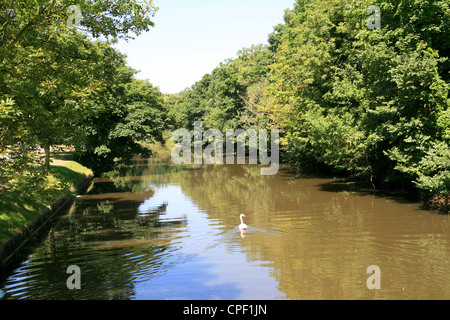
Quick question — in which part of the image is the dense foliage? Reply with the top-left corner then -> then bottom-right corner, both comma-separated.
1,0 -> 448,213
0,0 -> 165,191
168,0 -> 449,212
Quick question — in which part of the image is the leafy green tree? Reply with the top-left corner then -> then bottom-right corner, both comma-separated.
74,58 -> 167,175
0,0 -> 162,200
171,44 -> 273,132
261,0 -> 448,210
167,0 -> 449,211
0,0 -> 159,172
169,74 -> 213,131
0,0 -> 157,55
2,30 -> 108,171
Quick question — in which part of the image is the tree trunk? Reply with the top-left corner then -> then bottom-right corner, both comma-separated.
44,144 -> 51,173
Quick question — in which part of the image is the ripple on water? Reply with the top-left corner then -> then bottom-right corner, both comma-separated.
1,160 -> 449,300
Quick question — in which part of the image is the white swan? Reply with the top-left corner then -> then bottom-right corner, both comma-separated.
239,214 -> 248,230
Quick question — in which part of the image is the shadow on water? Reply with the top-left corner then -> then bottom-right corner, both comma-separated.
278,163 -> 432,210
314,178 -> 446,215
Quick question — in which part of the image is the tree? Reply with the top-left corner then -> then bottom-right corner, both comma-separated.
166,0 -> 449,211
74,56 -> 167,175
0,0 -> 157,56
2,30 -> 110,171
0,0 -> 158,173
171,44 -> 273,132
261,0 -> 449,208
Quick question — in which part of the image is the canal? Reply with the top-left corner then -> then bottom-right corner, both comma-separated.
1,156 -> 449,299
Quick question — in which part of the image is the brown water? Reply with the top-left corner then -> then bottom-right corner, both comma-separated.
0,156 -> 449,300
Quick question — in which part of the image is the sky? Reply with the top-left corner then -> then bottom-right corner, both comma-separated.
113,0 -> 295,94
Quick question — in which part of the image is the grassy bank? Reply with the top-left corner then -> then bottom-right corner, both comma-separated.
0,154 -> 93,246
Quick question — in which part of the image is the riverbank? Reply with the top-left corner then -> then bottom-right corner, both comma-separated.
0,155 -> 93,269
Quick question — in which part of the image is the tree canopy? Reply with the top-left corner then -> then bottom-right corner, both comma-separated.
1,0 -> 448,212
167,0 -> 449,212
0,0 -> 164,192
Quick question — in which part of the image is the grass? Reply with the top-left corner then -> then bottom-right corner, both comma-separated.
0,190 -> 45,245
51,160 -> 93,188
0,155 -> 92,245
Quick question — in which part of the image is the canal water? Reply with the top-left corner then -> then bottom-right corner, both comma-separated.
0,156 -> 449,300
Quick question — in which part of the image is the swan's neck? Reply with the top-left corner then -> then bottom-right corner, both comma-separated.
240,216 -> 244,224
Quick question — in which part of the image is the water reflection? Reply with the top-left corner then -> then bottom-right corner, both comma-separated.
1,156 -> 449,300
